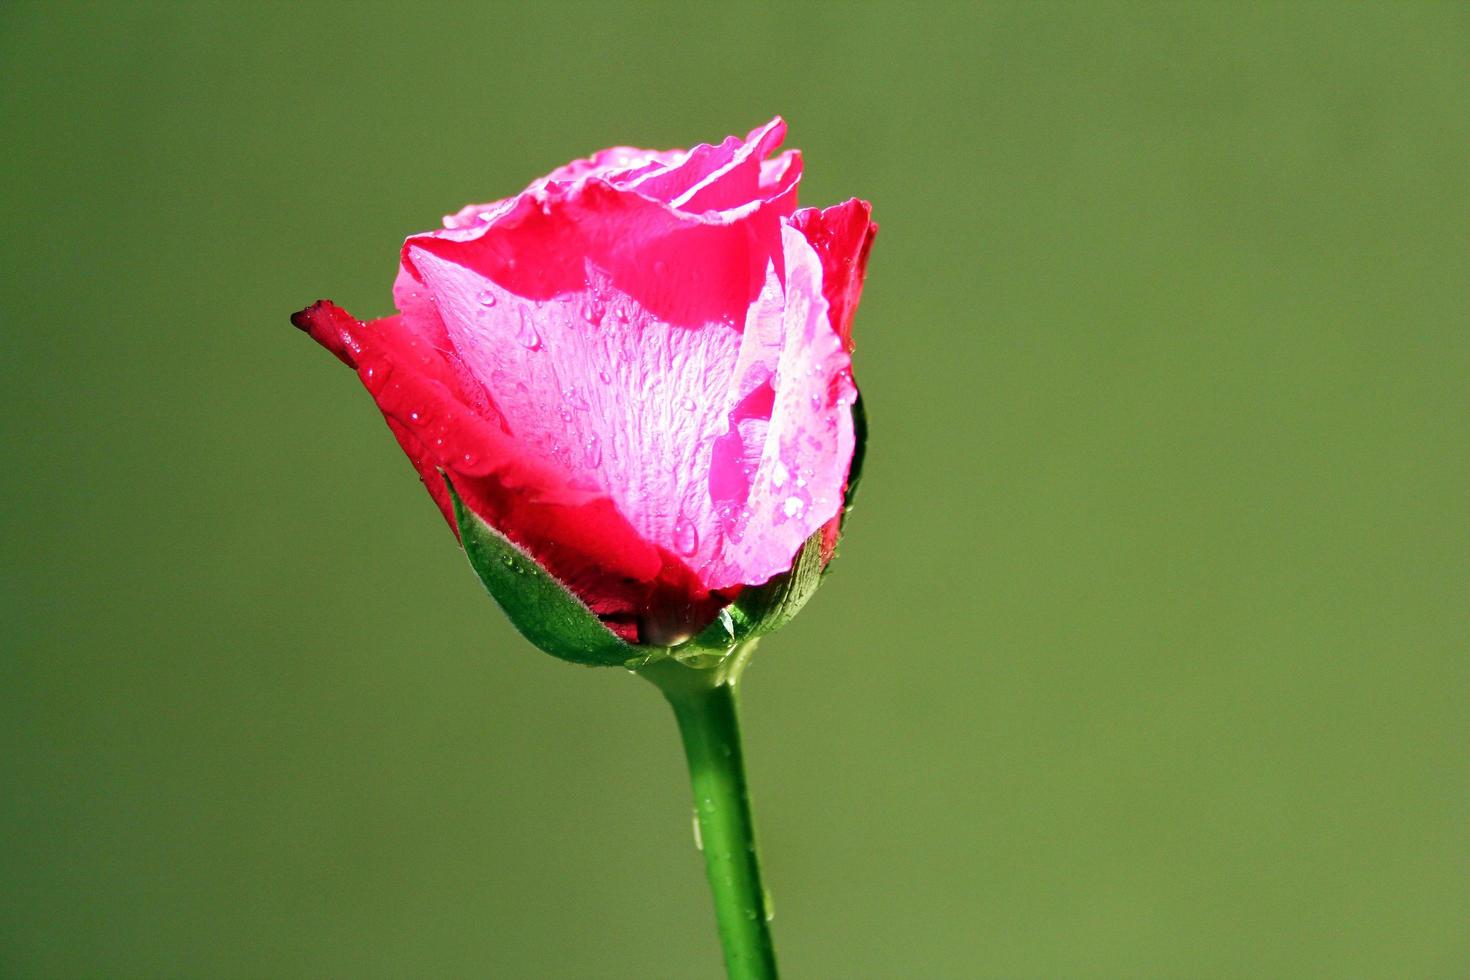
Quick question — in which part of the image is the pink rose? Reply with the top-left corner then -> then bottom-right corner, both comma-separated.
294,117 -> 875,649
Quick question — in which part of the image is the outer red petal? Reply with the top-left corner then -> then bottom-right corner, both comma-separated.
789,201 -> 877,563
292,300 -> 685,642
790,199 -> 877,353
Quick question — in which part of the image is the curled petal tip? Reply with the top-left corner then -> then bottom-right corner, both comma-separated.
292,299 -> 360,367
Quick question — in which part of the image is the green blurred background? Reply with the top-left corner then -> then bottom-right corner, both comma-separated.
3,2 -> 1467,977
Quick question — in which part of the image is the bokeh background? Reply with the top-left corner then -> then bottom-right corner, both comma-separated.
3,2 -> 1467,977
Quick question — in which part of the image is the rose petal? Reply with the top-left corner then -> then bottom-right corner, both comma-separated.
401,209 -> 851,597
293,300 -> 672,640
670,118 -> 791,215
790,199 -> 878,352
703,224 -> 856,588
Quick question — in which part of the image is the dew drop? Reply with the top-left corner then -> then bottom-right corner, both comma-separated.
598,369 -> 612,385
674,516 -> 699,556
680,395 -> 697,412
515,309 -> 541,350
783,496 -> 805,518
564,386 -> 590,411
717,503 -> 747,544
583,435 -> 602,468
580,298 -> 604,326
476,289 -> 497,307
772,460 -> 789,488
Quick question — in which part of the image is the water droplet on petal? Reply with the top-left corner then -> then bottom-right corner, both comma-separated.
583,435 -> 602,468
680,396 -> 697,412
783,496 -> 805,518
564,387 -> 590,411
772,460 -> 789,487
717,503 -> 747,544
598,369 -> 612,385
515,309 -> 541,350
674,516 -> 699,556
476,289 -> 497,307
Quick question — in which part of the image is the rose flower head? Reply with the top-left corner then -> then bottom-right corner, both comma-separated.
294,117 -> 876,666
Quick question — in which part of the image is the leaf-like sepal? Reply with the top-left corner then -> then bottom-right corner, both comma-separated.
730,531 -> 826,639
445,475 -> 648,667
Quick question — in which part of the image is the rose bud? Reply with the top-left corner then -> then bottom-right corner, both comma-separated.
293,117 -> 875,666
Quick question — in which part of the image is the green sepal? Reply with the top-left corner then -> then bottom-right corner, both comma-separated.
686,607 -> 736,651
445,474 -> 653,667
729,530 -> 826,639
643,531 -> 825,674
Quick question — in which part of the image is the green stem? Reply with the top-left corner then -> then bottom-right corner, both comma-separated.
642,653 -> 778,980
